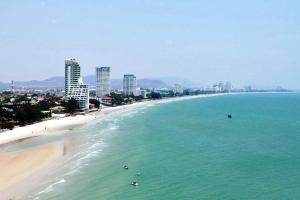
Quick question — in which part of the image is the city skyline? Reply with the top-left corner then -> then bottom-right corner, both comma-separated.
0,59 -> 294,91
1,2 -> 300,199
0,1 -> 300,89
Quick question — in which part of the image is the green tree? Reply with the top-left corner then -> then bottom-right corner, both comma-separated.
134,95 -> 144,101
1,121 -> 14,130
16,94 -> 29,103
89,99 -> 100,108
183,90 -> 190,96
148,92 -> 162,99
15,104 -> 44,125
62,98 -> 78,113
110,92 -> 124,105
37,100 -> 55,111
0,107 -> 13,120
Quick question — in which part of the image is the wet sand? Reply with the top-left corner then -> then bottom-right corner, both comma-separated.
0,142 -> 61,199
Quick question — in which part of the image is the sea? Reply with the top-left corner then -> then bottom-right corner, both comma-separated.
22,92 -> 300,199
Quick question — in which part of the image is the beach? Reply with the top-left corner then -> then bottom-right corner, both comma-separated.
0,94 -> 225,198
0,143 -> 61,192
0,94 -> 224,146
1,92 -> 299,199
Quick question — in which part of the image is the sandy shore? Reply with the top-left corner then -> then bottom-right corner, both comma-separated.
0,142 -> 62,198
0,93 -> 225,146
0,93 -> 225,198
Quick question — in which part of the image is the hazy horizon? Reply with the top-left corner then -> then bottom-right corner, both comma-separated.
0,1 -> 299,89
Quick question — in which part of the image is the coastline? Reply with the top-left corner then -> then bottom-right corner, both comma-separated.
2,91 -> 293,145
0,93 -> 225,146
0,93 -> 225,198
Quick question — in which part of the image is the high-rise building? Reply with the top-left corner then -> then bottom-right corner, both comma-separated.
218,82 -> 225,92
96,67 -> 111,98
65,58 -> 81,97
224,81 -> 232,92
174,83 -> 183,94
65,58 -> 89,112
123,74 -> 137,96
11,80 -> 14,93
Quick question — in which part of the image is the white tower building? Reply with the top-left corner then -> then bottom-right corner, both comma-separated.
123,74 -> 137,96
225,81 -> 232,92
65,58 -> 89,112
96,67 -> 111,98
174,83 -> 183,94
65,58 -> 81,97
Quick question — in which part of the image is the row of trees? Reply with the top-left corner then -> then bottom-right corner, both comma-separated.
109,92 -> 162,106
0,98 -> 80,129
147,92 -> 162,99
110,92 -> 124,105
0,90 -> 168,130
0,103 -> 50,129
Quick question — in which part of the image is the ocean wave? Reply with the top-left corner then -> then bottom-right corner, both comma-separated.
146,103 -> 155,107
33,106 -> 143,199
35,179 -> 66,196
108,123 -> 119,130
77,149 -> 101,162
63,169 -> 80,176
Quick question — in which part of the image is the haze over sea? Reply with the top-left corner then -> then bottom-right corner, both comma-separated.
25,93 -> 300,199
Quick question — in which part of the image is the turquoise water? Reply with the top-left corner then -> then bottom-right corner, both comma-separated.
29,93 -> 300,199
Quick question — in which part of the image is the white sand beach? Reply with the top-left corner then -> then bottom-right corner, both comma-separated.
0,94 -> 224,146
0,93 -> 225,198
0,142 -> 62,198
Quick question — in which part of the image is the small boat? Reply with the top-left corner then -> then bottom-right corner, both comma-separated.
124,165 -> 129,170
227,114 -> 232,119
131,181 -> 139,186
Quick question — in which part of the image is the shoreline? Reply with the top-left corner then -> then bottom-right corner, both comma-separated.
0,93 -> 226,146
0,93 -> 225,198
0,142 -> 62,198
0,91 -> 292,144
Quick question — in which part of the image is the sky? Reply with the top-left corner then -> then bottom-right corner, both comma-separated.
0,0 -> 299,89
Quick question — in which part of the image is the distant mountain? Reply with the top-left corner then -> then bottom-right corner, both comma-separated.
14,77 -> 65,89
0,76 -> 170,90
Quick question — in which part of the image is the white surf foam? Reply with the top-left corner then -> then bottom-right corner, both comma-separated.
36,179 -> 66,196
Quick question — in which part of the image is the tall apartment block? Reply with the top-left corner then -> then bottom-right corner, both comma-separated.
65,58 -> 89,112
174,83 -> 183,94
96,67 -> 111,98
123,74 -> 137,96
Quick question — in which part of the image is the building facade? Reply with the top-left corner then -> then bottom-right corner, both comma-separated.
123,74 -> 137,96
218,82 -> 225,92
65,58 -> 89,112
174,83 -> 183,94
65,58 -> 81,97
96,67 -> 111,98
225,81 -> 232,92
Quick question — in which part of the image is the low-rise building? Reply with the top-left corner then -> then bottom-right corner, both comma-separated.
101,95 -> 112,105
